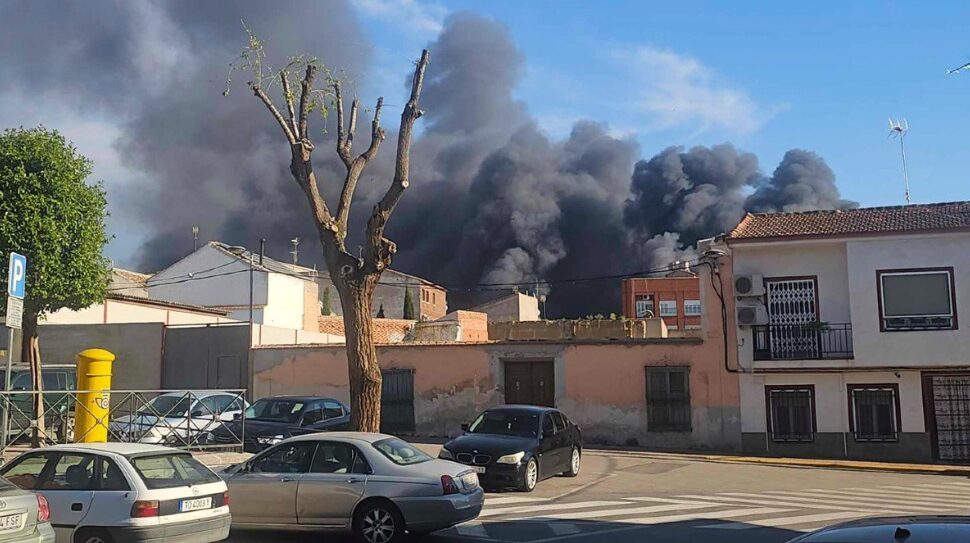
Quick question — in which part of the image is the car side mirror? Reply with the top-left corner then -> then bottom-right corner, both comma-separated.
191,410 -> 204,417
460,423 -> 469,432
233,413 -> 242,421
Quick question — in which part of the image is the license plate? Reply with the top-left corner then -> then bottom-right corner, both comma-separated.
179,497 -> 212,512
471,466 -> 486,474
0,513 -> 23,532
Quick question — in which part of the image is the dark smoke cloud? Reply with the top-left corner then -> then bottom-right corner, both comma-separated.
0,6 -> 856,317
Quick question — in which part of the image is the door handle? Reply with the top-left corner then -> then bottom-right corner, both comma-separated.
281,476 -> 297,482
71,503 -> 83,511
347,477 -> 362,484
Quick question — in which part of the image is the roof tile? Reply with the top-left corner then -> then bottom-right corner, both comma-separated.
728,201 -> 970,241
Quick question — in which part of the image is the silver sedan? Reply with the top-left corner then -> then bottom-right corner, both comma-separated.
0,476 -> 54,543
221,432 -> 483,543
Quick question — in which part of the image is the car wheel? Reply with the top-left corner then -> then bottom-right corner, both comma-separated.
519,457 -> 538,492
74,528 -> 114,543
354,500 -> 405,543
564,447 -> 581,477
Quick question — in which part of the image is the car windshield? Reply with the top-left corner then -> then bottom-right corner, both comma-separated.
139,395 -> 191,418
131,453 -> 220,489
372,438 -> 432,465
468,410 -> 539,437
245,399 -> 306,423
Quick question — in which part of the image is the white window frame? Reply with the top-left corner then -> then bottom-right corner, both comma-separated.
683,299 -> 702,316
635,298 -> 655,318
658,300 -> 677,317
878,268 -> 955,331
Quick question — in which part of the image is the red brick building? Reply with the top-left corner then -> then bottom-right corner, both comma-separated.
621,264 -> 701,330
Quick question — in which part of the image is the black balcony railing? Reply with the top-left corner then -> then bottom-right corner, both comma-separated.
752,323 -> 853,361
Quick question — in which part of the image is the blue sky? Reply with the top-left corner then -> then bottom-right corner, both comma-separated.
357,0 -> 970,207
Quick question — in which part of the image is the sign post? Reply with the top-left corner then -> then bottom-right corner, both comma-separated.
3,252 -> 27,449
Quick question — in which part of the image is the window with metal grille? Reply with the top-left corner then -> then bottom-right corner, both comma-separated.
767,386 -> 815,442
878,268 -> 956,331
849,385 -> 899,441
646,367 -> 691,431
684,300 -> 702,316
659,300 -> 678,317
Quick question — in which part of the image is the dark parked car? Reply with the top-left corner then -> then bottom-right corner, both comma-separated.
787,516 -> 970,542
439,405 -> 582,492
209,396 -> 350,453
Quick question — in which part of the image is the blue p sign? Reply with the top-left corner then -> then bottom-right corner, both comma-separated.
7,252 -> 26,299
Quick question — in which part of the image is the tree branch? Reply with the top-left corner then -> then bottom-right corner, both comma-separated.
250,83 -> 296,144
279,71 -> 299,139
360,97 -> 384,162
297,64 -> 316,141
364,49 -> 430,272
336,98 -> 386,236
348,98 -> 360,148
334,81 -> 352,167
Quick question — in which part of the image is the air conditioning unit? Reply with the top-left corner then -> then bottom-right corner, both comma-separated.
736,301 -> 768,326
734,274 -> 764,297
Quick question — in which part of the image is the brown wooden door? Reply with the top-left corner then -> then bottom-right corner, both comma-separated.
504,361 -> 555,407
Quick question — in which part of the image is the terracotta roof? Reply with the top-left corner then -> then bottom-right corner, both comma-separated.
106,293 -> 230,316
112,268 -> 152,284
728,201 -> 970,241
318,316 -> 414,344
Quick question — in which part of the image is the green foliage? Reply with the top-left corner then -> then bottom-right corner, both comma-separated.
321,285 -> 332,316
403,288 -> 415,320
0,127 -> 110,316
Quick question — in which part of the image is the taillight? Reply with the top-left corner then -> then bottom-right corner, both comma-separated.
131,500 -> 160,518
36,494 -> 50,523
441,474 -> 460,495
223,490 -> 230,507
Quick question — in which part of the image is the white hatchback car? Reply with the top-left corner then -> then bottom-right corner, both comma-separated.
0,443 -> 230,543
109,391 -> 246,446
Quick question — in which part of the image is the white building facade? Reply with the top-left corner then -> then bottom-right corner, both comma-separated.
723,202 -> 970,463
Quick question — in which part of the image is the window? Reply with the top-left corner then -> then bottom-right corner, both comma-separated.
197,395 -> 234,417
646,367 -> 691,431
131,453 -> 220,489
310,442 -> 364,474
42,373 -> 61,390
249,442 -> 316,474
469,411 -> 539,437
42,454 -> 97,490
684,300 -> 702,316
658,300 -> 678,317
245,398 -> 306,423
551,412 -> 567,433
323,400 -> 344,420
878,268 -> 957,331
99,458 -> 131,491
2,453 -> 53,490
849,385 -> 899,441
542,414 -> 556,435
372,438 -> 432,465
635,296 -> 655,318
766,386 -> 816,442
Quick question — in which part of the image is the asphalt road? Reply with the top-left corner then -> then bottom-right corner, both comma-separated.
225,448 -> 970,543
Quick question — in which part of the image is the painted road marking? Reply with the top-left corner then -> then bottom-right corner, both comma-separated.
679,493 -> 916,514
506,501 -> 724,521
699,511 -> 877,530
483,496 -> 550,506
454,521 -> 491,538
767,488 -> 964,509
481,500 -> 629,518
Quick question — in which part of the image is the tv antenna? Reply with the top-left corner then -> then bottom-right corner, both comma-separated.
888,118 -> 911,205
290,237 -> 300,264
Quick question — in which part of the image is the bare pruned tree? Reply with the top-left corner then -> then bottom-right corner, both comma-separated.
229,30 -> 430,431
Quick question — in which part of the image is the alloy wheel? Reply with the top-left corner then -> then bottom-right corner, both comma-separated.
362,507 -> 396,543
526,458 -> 538,490
571,448 -> 581,474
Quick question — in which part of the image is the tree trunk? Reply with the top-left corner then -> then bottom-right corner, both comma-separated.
20,313 -> 45,447
336,276 -> 382,432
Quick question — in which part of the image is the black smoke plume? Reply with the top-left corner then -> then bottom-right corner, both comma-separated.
0,5 -> 856,317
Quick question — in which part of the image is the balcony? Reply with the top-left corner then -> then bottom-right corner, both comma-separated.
752,323 -> 853,361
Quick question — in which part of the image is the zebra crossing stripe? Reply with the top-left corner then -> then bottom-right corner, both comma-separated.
849,486 -> 970,502
480,500 -> 630,518
483,496 -> 550,506
774,488 -> 966,509
506,500 -> 723,521
699,510 -> 873,530
878,485 -> 970,498
757,490 -> 949,511
679,493 -> 911,514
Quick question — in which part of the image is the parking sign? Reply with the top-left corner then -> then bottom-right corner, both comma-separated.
7,253 -> 26,299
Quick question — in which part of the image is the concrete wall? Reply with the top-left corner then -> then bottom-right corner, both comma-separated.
45,298 -> 231,326
469,293 -> 540,322
149,244 -> 270,308
38,323 -> 164,390
847,233 -> 970,367
263,272 -> 312,331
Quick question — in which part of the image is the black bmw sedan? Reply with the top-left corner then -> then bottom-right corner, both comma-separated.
439,405 -> 582,492
209,395 -> 350,452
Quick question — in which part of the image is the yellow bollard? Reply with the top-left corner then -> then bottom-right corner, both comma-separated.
74,349 -> 114,443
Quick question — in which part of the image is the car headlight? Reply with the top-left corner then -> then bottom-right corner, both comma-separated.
439,448 -> 454,460
496,452 -> 525,465
256,434 -> 284,445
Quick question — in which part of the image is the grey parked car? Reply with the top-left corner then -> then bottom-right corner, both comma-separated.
221,432 -> 483,543
787,516 -> 970,542
0,476 -> 54,542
